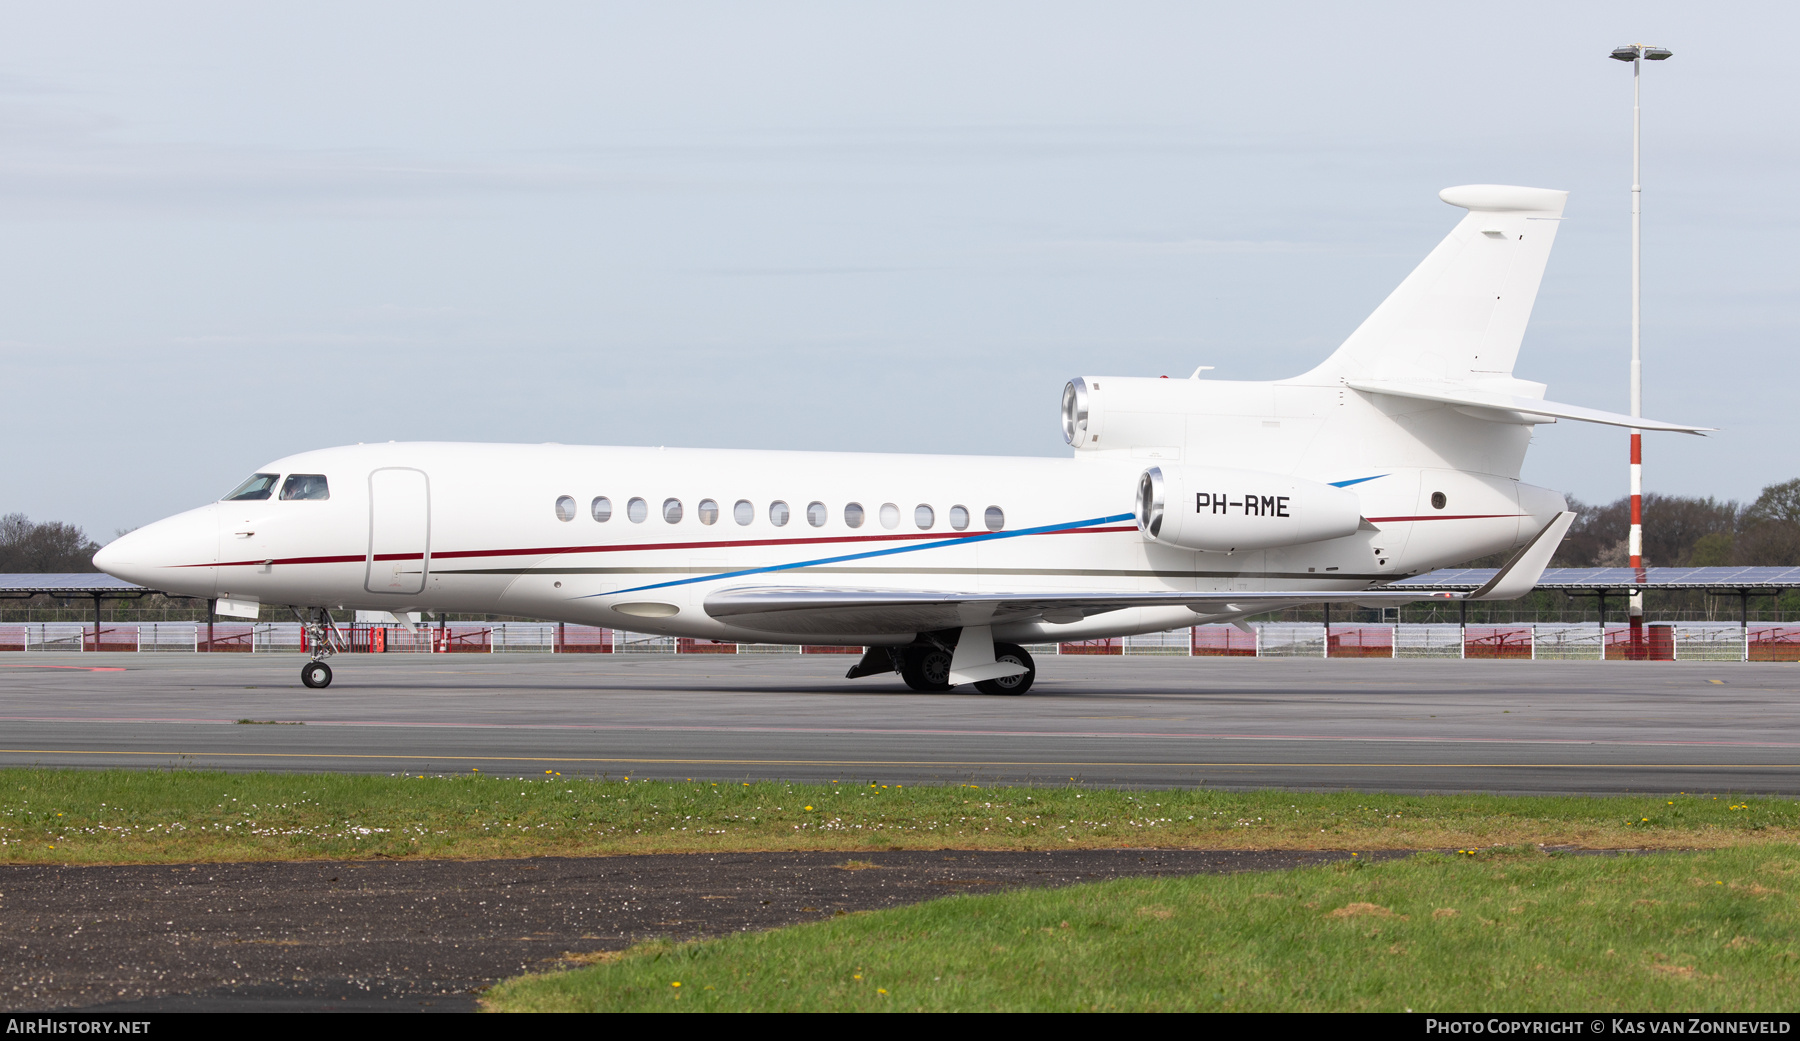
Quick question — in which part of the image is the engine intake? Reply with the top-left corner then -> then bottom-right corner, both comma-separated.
1136,465 -> 1363,552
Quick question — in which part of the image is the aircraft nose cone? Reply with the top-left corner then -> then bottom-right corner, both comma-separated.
91,540 -> 120,573
95,505 -> 219,598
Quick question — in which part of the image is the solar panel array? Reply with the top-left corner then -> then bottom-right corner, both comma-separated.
0,573 -> 151,594
1386,566 -> 1800,591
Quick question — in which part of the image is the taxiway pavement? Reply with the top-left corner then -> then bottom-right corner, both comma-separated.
1,653 -> 1795,794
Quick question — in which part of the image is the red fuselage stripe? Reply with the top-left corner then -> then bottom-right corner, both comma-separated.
198,524 -> 1143,569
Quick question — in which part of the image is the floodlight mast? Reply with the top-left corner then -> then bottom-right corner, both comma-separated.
1610,42 -> 1671,656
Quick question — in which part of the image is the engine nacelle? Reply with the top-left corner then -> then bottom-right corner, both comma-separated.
1135,465 -> 1364,552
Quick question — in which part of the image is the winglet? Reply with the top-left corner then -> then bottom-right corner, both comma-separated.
1467,512 -> 1577,601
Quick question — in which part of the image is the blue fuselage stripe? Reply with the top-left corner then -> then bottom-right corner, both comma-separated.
588,512 -> 1139,597
1328,474 -> 1387,488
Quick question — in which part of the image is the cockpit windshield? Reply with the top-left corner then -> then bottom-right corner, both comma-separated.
223,473 -> 280,501
280,474 -> 330,500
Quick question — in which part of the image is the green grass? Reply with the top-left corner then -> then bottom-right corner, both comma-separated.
484,847 -> 1800,1012
1,767 -> 1795,864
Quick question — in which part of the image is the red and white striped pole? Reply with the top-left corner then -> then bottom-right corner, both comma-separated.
1629,48 -> 1644,656
1612,42 -> 1671,657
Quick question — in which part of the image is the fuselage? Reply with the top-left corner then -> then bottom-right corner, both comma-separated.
96,437 -> 1564,646
99,184 -> 1615,646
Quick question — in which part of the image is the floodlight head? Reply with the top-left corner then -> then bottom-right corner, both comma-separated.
1611,45 -> 1641,61
1644,46 -> 1673,60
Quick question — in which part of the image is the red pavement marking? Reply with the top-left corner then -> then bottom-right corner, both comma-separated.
0,664 -> 127,672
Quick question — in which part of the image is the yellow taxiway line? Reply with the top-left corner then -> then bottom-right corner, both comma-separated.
0,748 -> 1794,770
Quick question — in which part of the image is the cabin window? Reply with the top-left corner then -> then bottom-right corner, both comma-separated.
985,506 -> 1005,531
279,474 -> 330,500
879,503 -> 900,529
627,497 -> 648,523
698,499 -> 719,525
663,498 -> 684,524
1431,491 -> 1447,510
555,496 -> 577,522
591,496 -> 613,522
734,499 -> 754,525
769,500 -> 790,527
806,501 -> 827,527
844,502 -> 865,528
948,504 -> 969,531
223,473 -> 279,501
914,504 -> 935,530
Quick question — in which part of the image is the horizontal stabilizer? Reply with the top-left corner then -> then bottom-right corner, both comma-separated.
1348,379 -> 1713,434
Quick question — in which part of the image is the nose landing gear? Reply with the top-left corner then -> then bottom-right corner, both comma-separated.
295,607 -> 346,689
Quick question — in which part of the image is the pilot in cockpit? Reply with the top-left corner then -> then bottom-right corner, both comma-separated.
279,474 -> 331,501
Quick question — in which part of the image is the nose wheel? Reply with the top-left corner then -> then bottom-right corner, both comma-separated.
294,606 -> 345,689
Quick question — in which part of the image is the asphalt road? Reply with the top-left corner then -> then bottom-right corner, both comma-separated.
1,652 -> 1796,794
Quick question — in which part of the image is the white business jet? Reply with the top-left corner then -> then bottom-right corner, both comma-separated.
96,185 -> 1709,692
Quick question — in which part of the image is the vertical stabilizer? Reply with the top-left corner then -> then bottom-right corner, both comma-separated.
1298,185 -> 1567,384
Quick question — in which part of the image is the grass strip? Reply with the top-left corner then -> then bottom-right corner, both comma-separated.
485,847 -> 1800,1012
1,767 -> 1795,864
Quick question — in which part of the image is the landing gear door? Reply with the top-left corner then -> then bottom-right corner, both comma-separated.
366,468 -> 430,595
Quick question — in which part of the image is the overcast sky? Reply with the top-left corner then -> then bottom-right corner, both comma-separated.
0,1 -> 1793,540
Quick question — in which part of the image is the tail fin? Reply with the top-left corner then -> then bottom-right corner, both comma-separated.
1299,185 -> 1568,384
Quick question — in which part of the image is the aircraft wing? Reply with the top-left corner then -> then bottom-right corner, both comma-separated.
703,586 -> 1459,636
1347,379 -> 1713,434
705,513 -> 1574,636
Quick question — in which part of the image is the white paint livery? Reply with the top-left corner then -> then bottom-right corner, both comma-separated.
95,185 -> 1709,692
1136,466 -> 1363,553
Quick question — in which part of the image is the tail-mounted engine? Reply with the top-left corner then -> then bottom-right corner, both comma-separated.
1136,465 -> 1363,552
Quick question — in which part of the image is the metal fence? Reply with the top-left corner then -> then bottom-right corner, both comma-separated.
4,621 -> 1797,662
1395,624 -> 1464,659
1258,624 -> 1326,658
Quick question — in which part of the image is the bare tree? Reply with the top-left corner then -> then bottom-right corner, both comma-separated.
1739,479 -> 1800,566
1543,480 -> 1799,569
0,514 -> 101,573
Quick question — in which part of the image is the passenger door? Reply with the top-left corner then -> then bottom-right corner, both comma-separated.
366,468 -> 430,595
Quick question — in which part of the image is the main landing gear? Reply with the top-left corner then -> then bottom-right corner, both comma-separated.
900,646 -> 953,692
297,607 -> 345,689
845,641 -> 1037,695
974,643 -> 1035,696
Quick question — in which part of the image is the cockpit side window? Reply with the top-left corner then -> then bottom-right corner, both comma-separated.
223,473 -> 280,501
279,474 -> 330,500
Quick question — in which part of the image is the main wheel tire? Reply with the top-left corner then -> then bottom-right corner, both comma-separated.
975,643 -> 1036,695
900,647 -> 953,692
301,661 -> 333,689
